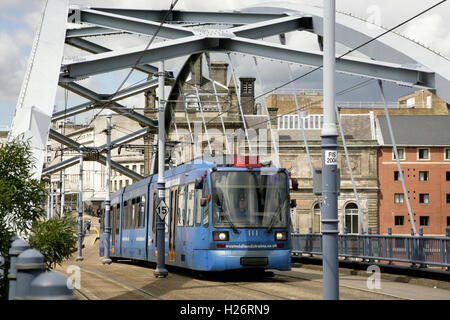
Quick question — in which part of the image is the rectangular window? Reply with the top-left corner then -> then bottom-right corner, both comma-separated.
115,204 -> 120,234
426,95 -> 432,108
394,171 -> 400,181
393,148 -> 405,160
445,149 -> 450,160
418,148 -> 430,160
394,193 -> 404,204
131,198 -> 136,229
394,216 -> 404,226
419,216 -> 429,226
419,194 -> 429,204
186,183 -> 195,227
203,181 -> 209,227
447,194 -> 450,204
419,171 -> 429,181
177,185 -> 186,227
447,172 -> 450,181
195,189 -> 202,226
447,216 -> 450,227
123,200 -> 128,229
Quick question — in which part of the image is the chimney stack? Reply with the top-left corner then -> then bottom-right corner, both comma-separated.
239,77 -> 256,115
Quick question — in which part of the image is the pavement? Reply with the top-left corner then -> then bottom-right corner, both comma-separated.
53,214 -> 450,300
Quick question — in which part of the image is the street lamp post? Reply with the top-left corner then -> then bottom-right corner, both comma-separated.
154,60 -> 168,278
321,0 -> 339,300
76,154 -> 84,261
102,115 -> 113,264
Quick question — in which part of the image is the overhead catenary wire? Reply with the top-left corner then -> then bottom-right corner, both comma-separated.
226,52 -> 254,155
253,0 -> 447,101
69,0 -> 180,144
377,80 -> 417,236
204,52 -> 232,154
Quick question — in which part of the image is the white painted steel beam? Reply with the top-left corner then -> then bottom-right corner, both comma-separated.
61,35 -> 214,80
89,8 -> 288,24
64,37 -> 159,75
220,37 -> 435,89
66,26 -> 123,38
8,0 -> 68,179
231,15 -> 312,39
58,81 -> 158,127
76,8 -> 194,39
48,129 -> 144,180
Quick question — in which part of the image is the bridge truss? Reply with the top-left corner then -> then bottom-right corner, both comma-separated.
8,0 -> 450,184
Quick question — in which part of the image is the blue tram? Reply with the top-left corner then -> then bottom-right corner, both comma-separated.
99,156 -> 294,272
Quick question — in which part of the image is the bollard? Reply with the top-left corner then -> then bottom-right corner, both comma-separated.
27,271 -> 77,300
14,249 -> 46,300
8,238 -> 30,300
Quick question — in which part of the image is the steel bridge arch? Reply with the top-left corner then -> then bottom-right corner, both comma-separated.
9,1 -> 450,180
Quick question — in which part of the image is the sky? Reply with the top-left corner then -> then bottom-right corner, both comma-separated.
0,0 -> 449,128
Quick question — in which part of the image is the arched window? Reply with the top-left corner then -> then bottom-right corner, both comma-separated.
313,203 -> 321,233
345,202 -> 359,234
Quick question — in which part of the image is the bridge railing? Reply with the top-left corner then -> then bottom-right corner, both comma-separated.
291,227 -> 450,270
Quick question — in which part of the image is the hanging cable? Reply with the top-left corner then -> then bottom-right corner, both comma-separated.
204,52 -> 232,154
254,0 -> 448,101
378,80 -> 417,235
189,59 -> 213,155
287,63 -> 324,231
226,52 -> 253,155
253,57 -> 280,168
334,105 -> 366,234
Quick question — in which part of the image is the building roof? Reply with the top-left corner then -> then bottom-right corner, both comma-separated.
376,115 -> 450,146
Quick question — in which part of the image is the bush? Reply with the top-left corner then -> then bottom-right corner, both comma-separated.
28,213 -> 78,270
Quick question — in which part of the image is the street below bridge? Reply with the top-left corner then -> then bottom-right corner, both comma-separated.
54,215 -> 450,300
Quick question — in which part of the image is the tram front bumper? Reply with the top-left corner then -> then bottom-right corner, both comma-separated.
197,249 -> 291,271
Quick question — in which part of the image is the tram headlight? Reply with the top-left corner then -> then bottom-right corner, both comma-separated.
213,231 -> 229,241
275,231 -> 287,241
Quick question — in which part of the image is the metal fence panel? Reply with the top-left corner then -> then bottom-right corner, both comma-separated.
291,233 -> 450,269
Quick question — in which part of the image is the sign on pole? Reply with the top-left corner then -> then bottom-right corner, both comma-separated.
156,200 -> 168,221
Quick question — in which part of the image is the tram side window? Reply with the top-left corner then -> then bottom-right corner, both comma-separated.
195,188 -> 202,226
139,195 -> 146,228
186,183 -> 195,227
177,185 -> 186,227
130,200 -> 134,229
115,204 -> 120,234
122,201 -> 128,229
203,181 -> 209,227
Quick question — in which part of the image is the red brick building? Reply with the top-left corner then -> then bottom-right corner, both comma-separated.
376,115 -> 450,235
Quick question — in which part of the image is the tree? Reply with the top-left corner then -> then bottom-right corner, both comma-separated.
0,139 -> 81,299
29,213 -> 78,270
0,139 -> 48,237
0,138 -> 48,298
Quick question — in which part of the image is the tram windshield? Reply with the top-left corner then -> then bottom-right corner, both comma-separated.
211,171 -> 288,229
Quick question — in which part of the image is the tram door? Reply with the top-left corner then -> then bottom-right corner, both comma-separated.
111,205 -> 116,254
169,186 -> 178,261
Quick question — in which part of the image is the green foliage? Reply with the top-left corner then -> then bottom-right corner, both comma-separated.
0,138 -> 48,236
29,214 -> 78,270
0,138 -> 48,298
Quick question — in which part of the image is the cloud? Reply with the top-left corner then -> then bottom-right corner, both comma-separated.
403,14 -> 450,58
0,31 -> 28,102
